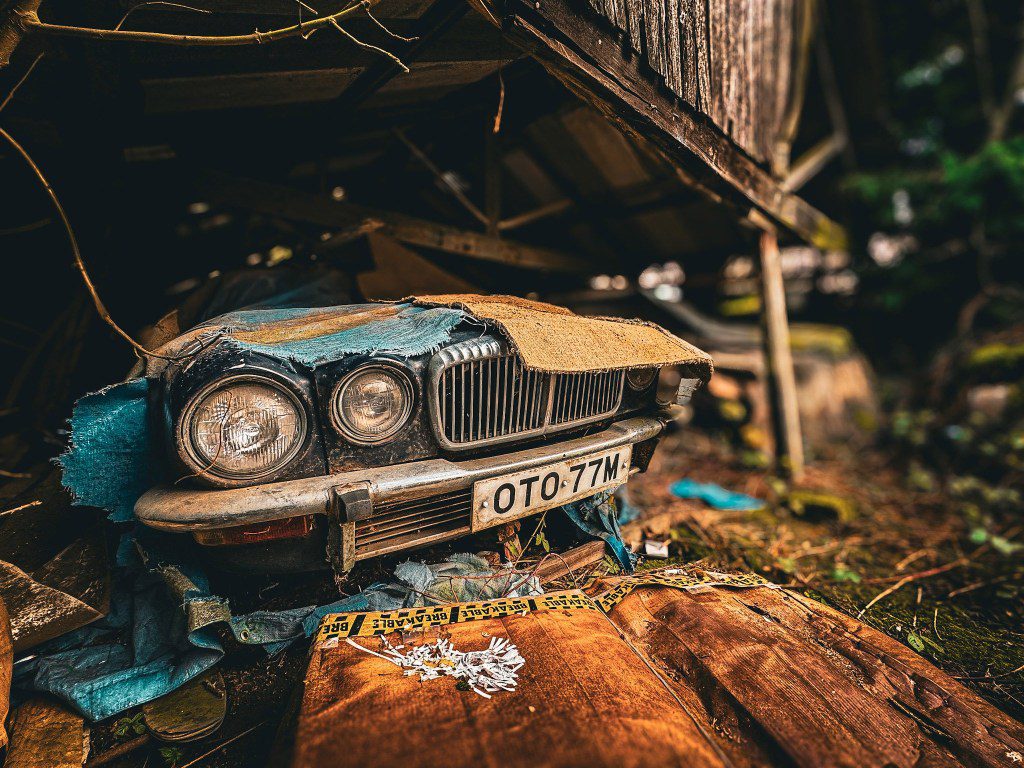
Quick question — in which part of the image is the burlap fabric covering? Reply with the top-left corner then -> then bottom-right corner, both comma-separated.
291,595 -> 727,768
406,294 -> 714,376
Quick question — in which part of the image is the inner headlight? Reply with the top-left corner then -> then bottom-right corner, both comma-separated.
332,365 -> 414,444
626,367 -> 659,391
181,377 -> 306,481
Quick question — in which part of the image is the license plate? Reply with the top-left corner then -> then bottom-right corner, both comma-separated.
472,445 -> 632,530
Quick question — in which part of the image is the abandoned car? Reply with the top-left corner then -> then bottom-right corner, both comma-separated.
62,291 -> 712,573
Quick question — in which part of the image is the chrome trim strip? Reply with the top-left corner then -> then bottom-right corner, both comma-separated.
135,415 -> 666,532
426,335 -> 625,451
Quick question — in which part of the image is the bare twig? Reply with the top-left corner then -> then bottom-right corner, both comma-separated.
965,0 -> 997,126
114,2 -> 211,31
0,499 -> 41,517
0,217 -> 50,235
19,1 -> 378,46
954,662 -> 1024,681
0,51 -> 42,112
363,5 -> 417,42
177,721 -> 266,768
0,469 -> 30,478
492,66 -> 505,134
0,126 -> 171,359
85,733 -> 151,766
394,129 -> 487,224
328,18 -> 408,72
857,556 -> 971,618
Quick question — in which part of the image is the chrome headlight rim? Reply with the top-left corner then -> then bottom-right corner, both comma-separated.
176,372 -> 309,485
626,366 -> 659,391
330,362 -> 416,445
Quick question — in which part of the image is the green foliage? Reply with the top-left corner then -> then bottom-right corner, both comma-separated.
160,747 -> 184,767
112,712 -> 146,738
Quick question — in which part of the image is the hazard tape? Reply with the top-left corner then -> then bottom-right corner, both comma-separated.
592,569 -> 775,612
314,571 -> 776,646
315,590 -> 597,644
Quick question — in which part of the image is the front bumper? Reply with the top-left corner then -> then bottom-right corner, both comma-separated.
136,414 -> 669,569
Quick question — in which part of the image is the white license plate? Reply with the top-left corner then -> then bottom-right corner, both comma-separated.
472,445 -> 632,530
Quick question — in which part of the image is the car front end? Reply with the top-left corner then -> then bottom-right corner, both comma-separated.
134,324 -> 702,573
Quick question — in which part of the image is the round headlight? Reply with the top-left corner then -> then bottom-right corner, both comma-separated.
181,377 -> 306,481
332,365 -> 414,444
626,367 -> 659,391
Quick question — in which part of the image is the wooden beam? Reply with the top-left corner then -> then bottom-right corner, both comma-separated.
198,171 -> 592,272
479,0 -> 847,251
782,133 -> 845,192
323,0 -> 468,118
758,229 -> 804,480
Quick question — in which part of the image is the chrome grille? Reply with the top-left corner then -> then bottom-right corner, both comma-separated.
354,490 -> 471,558
550,370 -> 626,425
429,336 -> 624,449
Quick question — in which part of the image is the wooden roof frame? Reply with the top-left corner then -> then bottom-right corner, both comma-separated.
470,0 -> 846,251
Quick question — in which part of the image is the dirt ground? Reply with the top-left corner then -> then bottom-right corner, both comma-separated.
630,428 -> 1024,722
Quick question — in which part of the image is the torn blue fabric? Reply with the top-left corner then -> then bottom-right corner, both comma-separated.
669,479 -> 765,512
15,531 -> 376,722
59,304 -> 470,523
57,378 -> 161,523
209,303 -> 468,367
562,491 -> 637,573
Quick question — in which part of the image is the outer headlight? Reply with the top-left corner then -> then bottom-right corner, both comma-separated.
626,367 -> 659,391
332,364 -> 414,444
180,376 -> 307,481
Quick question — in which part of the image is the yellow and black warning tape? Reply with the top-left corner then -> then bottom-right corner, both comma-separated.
591,569 -> 774,612
314,570 -> 776,646
315,590 -> 597,644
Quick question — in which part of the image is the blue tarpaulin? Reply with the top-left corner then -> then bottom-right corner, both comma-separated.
14,531 -> 377,721
669,478 -> 765,512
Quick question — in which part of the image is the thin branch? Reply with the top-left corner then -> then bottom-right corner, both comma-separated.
328,18 -> 408,72
990,13 -> 1024,141
394,128 -> 487,224
363,5 -> 418,42
114,2 -> 211,31
0,51 -> 42,112
492,66 -> 505,134
0,126 -> 170,359
19,1 -> 378,46
0,217 -> 50,235
965,0 -> 997,126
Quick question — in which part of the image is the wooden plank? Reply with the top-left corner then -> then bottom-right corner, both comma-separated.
484,0 -> 847,250
605,582 -> 1024,767
198,171 -> 593,272
758,229 -> 804,479
142,67 -> 361,112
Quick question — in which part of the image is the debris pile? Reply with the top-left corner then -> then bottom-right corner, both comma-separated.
347,635 -> 525,698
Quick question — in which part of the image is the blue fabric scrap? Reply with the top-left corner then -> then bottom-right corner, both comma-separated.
213,303 -> 468,367
57,378 -> 161,523
59,303 -> 472,523
15,531 -> 373,721
669,478 -> 765,512
561,490 -> 637,573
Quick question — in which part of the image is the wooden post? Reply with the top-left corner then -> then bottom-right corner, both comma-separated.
758,229 -> 804,480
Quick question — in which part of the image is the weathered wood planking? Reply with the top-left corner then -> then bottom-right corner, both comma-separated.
585,0 -> 805,164
484,0 -> 847,249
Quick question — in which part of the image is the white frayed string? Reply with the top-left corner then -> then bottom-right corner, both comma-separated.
347,635 -> 525,698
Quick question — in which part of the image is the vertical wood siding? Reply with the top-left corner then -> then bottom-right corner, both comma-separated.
585,0 -> 802,165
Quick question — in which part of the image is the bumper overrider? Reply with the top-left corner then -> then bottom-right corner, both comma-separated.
135,413 -> 670,569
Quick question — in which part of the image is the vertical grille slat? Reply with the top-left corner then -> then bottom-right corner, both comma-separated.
434,339 -> 624,448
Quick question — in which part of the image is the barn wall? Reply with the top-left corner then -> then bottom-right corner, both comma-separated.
585,0 -> 809,165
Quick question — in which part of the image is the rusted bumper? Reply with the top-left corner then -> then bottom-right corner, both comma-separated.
134,414 -> 668,534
